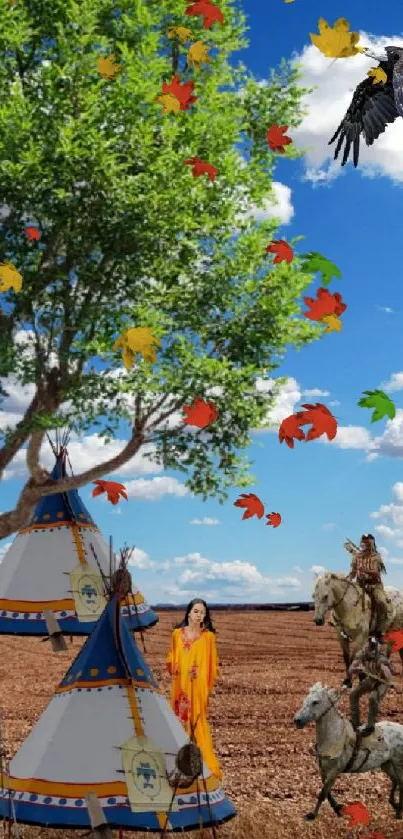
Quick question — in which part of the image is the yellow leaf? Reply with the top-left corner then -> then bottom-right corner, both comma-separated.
0,262 -> 22,293
156,93 -> 181,114
97,55 -> 122,80
114,327 -> 160,369
367,67 -> 388,85
168,26 -> 193,43
320,314 -> 342,334
284,0 -> 296,3
309,17 -> 361,59
187,41 -> 212,70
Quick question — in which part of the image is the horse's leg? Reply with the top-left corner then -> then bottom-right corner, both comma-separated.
318,761 -> 342,816
399,648 -> 403,674
382,761 -> 400,817
304,771 -> 340,821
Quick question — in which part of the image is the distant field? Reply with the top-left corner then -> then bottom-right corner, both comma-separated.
1,609 -> 402,839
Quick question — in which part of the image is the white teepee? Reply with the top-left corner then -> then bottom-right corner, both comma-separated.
0,444 -> 157,635
0,596 -> 236,831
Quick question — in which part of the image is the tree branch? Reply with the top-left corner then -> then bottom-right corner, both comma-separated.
26,431 -> 49,483
0,391 -> 42,478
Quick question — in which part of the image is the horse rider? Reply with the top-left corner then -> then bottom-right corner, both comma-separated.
344,533 -> 388,641
347,635 -> 396,737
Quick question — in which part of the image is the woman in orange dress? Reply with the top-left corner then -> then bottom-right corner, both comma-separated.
166,598 -> 221,779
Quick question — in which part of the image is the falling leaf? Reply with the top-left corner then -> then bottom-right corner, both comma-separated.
168,26 -> 193,43
187,41 -> 212,70
309,18 -> 362,59
299,403 -> 338,442
113,327 -> 160,370
184,0 -> 224,29
383,629 -> 403,652
303,287 -> 347,321
358,389 -> 396,423
24,226 -> 40,241
367,67 -> 388,85
266,512 -> 282,528
266,240 -> 294,264
0,262 -> 22,293
266,124 -> 293,153
278,413 -> 306,449
156,93 -> 181,115
183,156 -> 218,182
183,397 -> 218,428
320,313 -> 343,333
92,480 -> 128,506
234,493 -> 265,520
97,54 -> 122,80
284,0 -> 296,3
159,75 -> 197,112
300,252 -> 342,286
341,801 -> 371,828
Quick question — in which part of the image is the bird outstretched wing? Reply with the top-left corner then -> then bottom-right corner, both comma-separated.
329,75 -> 398,167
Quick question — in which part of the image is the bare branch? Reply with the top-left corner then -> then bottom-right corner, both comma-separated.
0,391 -> 42,478
26,431 -> 49,483
146,396 -> 185,433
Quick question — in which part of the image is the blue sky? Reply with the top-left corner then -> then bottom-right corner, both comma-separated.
2,0 -> 403,604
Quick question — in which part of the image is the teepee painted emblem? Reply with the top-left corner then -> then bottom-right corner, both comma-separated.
0,444 -> 158,636
0,597 -> 236,831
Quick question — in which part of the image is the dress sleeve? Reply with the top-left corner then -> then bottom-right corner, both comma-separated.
166,629 -> 177,676
207,632 -> 219,693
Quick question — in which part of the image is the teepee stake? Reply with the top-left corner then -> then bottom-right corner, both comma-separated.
85,793 -> 113,839
43,610 -> 68,652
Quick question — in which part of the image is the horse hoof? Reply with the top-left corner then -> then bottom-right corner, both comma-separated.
304,813 -> 316,821
342,678 -> 352,688
396,812 -> 402,820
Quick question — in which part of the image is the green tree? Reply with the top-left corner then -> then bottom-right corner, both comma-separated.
0,0 -> 320,540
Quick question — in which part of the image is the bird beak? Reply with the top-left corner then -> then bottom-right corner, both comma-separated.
360,46 -> 388,62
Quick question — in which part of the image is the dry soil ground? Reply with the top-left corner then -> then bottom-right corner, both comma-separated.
1,609 -> 402,839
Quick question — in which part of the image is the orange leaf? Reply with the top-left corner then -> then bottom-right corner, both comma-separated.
234,493 -> 264,520
183,157 -> 218,182
303,287 -> 347,321
278,413 -> 306,448
341,801 -> 370,828
383,628 -> 403,652
266,239 -> 294,264
266,124 -> 292,153
162,75 -> 197,110
24,226 -> 41,241
91,479 -> 128,505
184,0 -> 224,29
266,512 -> 282,528
183,397 -> 218,428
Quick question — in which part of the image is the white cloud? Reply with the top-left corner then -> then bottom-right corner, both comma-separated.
124,476 -> 189,501
0,541 -> 12,563
377,307 -> 394,314
292,34 -> 403,183
322,522 -> 336,531
247,181 -> 294,225
302,388 -> 330,399
169,552 -> 302,599
381,372 -> 403,393
190,517 -> 220,526
370,483 -> 403,547
327,425 -> 374,451
311,565 -> 327,575
293,565 -> 303,573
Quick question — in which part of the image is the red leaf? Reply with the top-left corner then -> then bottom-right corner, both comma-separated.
24,226 -> 40,241
184,0 -> 224,29
341,801 -> 371,828
266,239 -> 294,264
298,402 -> 338,442
266,124 -> 292,153
303,287 -> 347,321
234,493 -> 265,520
183,157 -> 218,182
278,413 -> 306,448
266,512 -> 282,528
162,75 -> 197,110
383,628 -> 403,652
91,479 -> 128,505
183,397 -> 218,428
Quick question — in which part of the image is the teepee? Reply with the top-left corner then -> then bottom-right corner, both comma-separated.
0,595 -> 236,832
0,436 -> 158,636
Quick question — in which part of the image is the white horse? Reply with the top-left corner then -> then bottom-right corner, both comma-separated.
294,682 -> 403,821
312,572 -> 403,684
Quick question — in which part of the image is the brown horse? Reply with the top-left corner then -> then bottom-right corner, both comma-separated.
312,572 -> 403,685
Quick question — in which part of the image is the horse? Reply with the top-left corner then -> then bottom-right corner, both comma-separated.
294,682 -> 403,821
312,572 -> 403,685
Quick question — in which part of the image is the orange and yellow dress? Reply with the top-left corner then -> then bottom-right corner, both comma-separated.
166,627 -> 221,779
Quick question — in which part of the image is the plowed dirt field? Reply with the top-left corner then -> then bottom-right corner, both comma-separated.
1,609 -> 402,839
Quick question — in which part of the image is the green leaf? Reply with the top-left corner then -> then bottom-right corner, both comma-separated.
300,251 -> 342,287
357,389 -> 396,423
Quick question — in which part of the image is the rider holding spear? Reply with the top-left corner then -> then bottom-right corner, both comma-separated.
344,534 -> 388,641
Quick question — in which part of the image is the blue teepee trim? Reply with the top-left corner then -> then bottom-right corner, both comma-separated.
28,452 -> 96,528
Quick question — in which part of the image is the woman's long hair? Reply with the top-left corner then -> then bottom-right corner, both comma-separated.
175,598 -> 216,633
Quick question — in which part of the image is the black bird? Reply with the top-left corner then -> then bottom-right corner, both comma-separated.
329,46 -> 403,167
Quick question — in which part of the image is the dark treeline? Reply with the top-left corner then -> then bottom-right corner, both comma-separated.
152,602 -> 314,612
